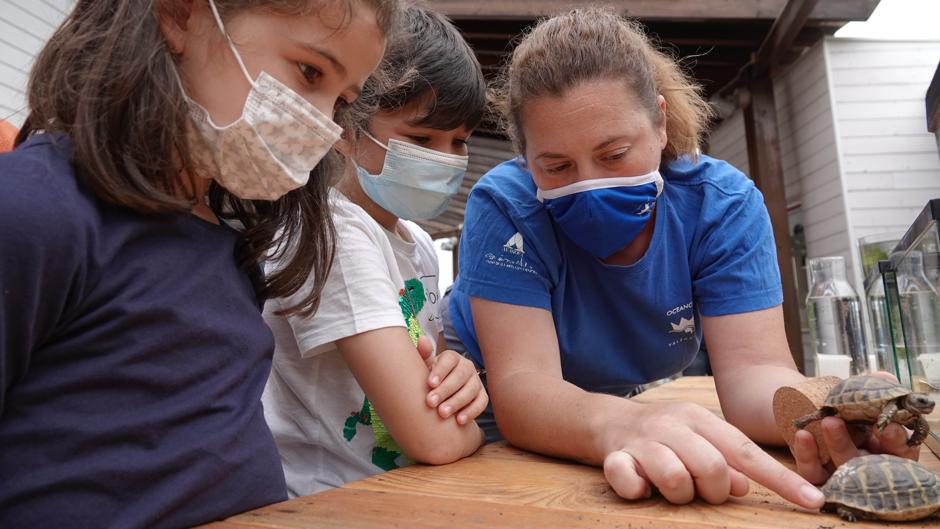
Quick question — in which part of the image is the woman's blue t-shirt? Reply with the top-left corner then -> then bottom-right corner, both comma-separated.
449,155 -> 783,394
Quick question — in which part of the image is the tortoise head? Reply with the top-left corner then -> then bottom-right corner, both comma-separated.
903,393 -> 936,415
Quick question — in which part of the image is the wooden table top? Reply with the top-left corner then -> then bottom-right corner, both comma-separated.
199,376 -> 940,528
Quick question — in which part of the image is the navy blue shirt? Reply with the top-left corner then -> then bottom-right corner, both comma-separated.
450,155 -> 783,394
0,135 -> 287,528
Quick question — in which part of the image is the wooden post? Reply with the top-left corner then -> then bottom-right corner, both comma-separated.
742,75 -> 805,371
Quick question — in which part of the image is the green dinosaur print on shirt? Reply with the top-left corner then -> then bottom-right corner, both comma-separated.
342,278 -> 428,470
398,278 -> 426,346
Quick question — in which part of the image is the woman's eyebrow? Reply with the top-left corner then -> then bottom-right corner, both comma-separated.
594,135 -> 630,150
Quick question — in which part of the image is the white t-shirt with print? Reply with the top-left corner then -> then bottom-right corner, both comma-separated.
262,190 -> 443,497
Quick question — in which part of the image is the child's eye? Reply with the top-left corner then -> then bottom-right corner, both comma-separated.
298,63 -> 322,84
407,135 -> 430,145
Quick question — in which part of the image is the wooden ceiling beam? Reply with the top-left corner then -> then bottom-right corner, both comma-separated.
753,0 -> 819,77
427,0 -> 877,22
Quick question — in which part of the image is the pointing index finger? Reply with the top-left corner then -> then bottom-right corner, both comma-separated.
698,417 -> 826,510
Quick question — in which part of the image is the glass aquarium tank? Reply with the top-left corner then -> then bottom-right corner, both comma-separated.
882,199 -> 940,458
858,232 -> 903,280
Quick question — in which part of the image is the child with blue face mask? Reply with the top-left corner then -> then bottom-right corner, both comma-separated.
261,5 -> 488,496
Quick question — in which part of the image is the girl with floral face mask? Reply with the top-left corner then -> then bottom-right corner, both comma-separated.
0,1 -> 395,527
261,5 -> 487,496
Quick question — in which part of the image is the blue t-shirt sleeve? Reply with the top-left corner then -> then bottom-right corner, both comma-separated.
0,149 -> 82,412
691,182 -> 783,317
455,181 -> 554,311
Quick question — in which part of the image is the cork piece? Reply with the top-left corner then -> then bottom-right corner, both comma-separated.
773,376 -> 870,465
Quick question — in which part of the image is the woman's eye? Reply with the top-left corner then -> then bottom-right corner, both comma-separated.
604,150 -> 628,161
545,164 -> 569,174
298,63 -> 322,84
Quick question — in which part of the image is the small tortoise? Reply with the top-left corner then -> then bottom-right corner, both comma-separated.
794,375 -> 935,446
821,454 -> 940,522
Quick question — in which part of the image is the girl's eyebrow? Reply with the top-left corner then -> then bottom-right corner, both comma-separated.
298,41 -> 346,76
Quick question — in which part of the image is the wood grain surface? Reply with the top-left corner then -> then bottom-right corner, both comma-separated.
198,377 -> 940,529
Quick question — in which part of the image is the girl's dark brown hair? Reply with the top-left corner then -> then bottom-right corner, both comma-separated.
16,0 -> 399,317
495,7 -> 713,161
342,3 -> 486,138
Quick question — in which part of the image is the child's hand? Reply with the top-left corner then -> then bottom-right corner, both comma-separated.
415,336 -> 488,425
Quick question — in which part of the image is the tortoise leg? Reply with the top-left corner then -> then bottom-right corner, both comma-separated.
794,408 -> 834,429
877,401 -> 899,431
908,414 -> 930,447
836,506 -> 863,522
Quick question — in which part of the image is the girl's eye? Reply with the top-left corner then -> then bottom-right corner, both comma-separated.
298,63 -> 322,84
454,138 -> 469,147
408,136 -> 430,145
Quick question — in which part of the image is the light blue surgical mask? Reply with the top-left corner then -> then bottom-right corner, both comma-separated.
536,170 -> 664,259
356,131 -> 469,220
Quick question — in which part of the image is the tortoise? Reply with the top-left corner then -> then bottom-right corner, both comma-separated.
793,375 -> 935,446
821,454 -> 940,522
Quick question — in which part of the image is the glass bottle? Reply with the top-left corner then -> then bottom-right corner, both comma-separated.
896,251 -> 940,393
806,256 -> 867,377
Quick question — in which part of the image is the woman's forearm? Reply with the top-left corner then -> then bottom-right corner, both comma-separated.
489,369 -> 636,466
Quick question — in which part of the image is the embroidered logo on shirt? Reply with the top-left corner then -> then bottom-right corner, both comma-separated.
669,317 -> 696,334
503,232 -> 525,253
484,231 -> 538,275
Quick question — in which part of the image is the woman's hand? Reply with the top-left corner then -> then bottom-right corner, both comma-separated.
791,371 -> 921,484
602,400 -> 826,508
416,336 -> 489,425
792,416 -> 920,484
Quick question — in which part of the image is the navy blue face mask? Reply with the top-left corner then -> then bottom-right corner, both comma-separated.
536,170 -> 664,260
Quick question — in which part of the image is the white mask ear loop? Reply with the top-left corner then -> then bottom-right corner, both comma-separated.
360,129 -> 391,152
207,0 -> 256,88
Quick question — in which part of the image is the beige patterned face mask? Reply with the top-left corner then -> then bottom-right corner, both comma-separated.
183,0 -> 343,201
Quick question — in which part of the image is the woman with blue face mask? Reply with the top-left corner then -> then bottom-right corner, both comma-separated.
261,5 -> 488,496
447,7 -> 921,512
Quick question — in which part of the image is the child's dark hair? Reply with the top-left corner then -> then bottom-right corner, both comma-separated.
343,3 -> 485,135
16,0 -> 399,317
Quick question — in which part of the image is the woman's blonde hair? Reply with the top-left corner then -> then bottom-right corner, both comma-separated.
494,7 -> 713,161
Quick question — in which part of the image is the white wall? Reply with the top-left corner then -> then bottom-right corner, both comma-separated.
705,107 -> 750,177
0,0 -> 71,127
707,39 -> 940,292
826,38 -> 940,249
774,41 -> 855,283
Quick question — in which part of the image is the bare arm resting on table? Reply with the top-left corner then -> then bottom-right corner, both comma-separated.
337,326 -> 485,465
470,296 -> 825,508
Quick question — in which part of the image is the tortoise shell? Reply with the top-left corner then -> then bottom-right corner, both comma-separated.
823,375 -> 910,422
821,454 -> 940,521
